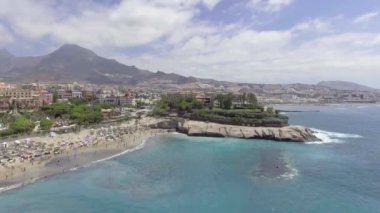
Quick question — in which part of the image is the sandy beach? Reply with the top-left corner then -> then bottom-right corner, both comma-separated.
0,118 -> 170,191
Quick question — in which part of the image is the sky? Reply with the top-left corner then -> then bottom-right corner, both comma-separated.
0,0 -> 380,87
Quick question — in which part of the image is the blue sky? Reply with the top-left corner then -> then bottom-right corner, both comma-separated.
0,0 -> 380,87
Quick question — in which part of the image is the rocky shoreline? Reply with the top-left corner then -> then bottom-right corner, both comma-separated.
151,119 -> 320,142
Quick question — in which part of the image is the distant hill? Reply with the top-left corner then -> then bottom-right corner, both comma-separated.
318,81 -> 376,91
0,44 -> 196,85
0,44 -> 377,94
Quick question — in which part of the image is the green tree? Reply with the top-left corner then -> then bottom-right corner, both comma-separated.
40,118 -> 54,130
69,98 -> 87,105
9,116 -> 35,134
215,93 -> 234,110
238,93 -> 247,103
153,93 -> 203,115
41,102 -> 72,118
70,105 -> 102,124
266,107 -> 275,115
247,93 -> 258,107
215,94 -> 224,108
221,93 -> 234,110
53,90 -> 59,103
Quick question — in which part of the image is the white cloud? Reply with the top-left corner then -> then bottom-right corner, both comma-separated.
0,25 -> 13,44
291,19 -> 332,34
201,0 -> 221,9
0,0 -> 221,48
1,1 -> 380,86
120,20 -> 380,86
353,12 -> 379,24
249,0 -> 294,12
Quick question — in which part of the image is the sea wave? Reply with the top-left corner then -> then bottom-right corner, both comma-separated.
0,178 -> 39,193
278,165 -> 299,180
89,138 -> 148,165
308,128 -> 363,144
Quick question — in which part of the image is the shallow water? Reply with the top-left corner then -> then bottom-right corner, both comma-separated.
0,104 -> 380,212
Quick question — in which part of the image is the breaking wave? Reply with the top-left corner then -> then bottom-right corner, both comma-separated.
89,138 -> 147,165
308,129 -> 363,144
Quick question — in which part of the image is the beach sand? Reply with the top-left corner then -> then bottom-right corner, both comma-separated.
0,119 -> 170,191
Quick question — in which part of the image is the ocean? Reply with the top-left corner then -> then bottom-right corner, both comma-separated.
0,104 -> 380,212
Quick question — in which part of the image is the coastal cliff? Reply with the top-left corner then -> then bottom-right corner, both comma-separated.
151,119 -> 320,143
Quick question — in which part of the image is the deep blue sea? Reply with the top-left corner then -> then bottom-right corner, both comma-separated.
1,104 -> 380,212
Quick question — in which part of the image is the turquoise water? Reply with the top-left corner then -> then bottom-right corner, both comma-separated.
1,104 -> 380,212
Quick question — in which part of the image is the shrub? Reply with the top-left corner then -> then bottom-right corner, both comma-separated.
41,103 -> 72,118
9,116 -> 35,134
70,105 -> 103,124
40,118 -> 54,130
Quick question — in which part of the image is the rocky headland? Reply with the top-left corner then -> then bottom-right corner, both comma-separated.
151,119 -> 320,143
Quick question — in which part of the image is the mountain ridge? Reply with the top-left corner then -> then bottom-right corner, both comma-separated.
318,81 -> 376,91
0,44 -> 184,85
0,44 -> 376,91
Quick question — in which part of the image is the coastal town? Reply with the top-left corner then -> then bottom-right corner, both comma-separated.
0,79 -> 377,190
0,80 -> 378,112
1,0 -> 380,211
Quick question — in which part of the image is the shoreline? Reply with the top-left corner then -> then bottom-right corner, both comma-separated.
0,116 -> 322,193
0,118 -> 170,193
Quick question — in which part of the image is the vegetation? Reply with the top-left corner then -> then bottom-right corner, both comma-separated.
215,93 -> 234,109
42,102 -> 73,118
70,105 -> 103,124
68,98 -> 88,105
215,92 -> 258,110
135,100 -> 146,108
153,93 -> 203,115
153,92 -> 287,127
0,98 -> 119,137
266,106 -> 275,115
52,90 -> 59,103
184,109 -> 288,127
9,116 -> 35,134
41,101 -> 104,125
40,118 -> 54,130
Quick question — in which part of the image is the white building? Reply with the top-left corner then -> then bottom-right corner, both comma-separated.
72,91 -> 83,99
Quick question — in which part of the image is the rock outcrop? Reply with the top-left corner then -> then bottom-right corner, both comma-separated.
177,120 -> 320,143
149,118 -> 320,142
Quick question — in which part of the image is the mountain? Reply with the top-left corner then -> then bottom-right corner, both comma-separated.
0,44 -> 376,94
318,81 -> 376,91
0,49 -> 14,60
0,44 -> 196,85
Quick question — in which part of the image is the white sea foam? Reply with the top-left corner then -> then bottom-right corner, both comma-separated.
69,167 -> 79,171
279,166 -> 299,180
307,128 -> 363,144
0,178 -> 39,193
90,138 -> 147,165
